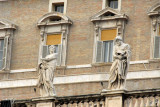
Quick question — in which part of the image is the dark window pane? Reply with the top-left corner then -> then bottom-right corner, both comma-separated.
0,39 -> 4,50
104,40 -> 113,62
108,0 -> 118,9
55,4 -> 64,13
0,51 -> 3,60
0,61 -> 2,69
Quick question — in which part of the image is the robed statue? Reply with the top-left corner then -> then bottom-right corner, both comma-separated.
37,45 -> 57,97
108,36 -> 131,90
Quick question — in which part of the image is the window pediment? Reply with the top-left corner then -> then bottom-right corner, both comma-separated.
37,12 -> 72,27
0,19 -> 17,30
91,7 -> 128,22
148,3 -> 160,17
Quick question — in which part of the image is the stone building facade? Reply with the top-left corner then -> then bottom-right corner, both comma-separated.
0,0 -> 160,107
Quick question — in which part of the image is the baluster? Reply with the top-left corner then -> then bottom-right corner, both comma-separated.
157,96 -> 160,107
146,97 -> 150,107
74,101 -> 78,107
80,101 -> 84,107
140,97 -> 145,107
85,100 -> 89,107
100,99 -> 105,107
96,100 -> 100,107
135,97 -> 139,107
89,101 -> 94,107
68,102 -> 72,107
129,97 -> 133,107
63,102 -> 68,107
151,96 -> 156,107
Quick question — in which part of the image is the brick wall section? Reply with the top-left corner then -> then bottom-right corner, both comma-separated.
0,0 -> 48,70
122,0 -> 160,61
66,0 -> 102,65
0,86 -> 39,100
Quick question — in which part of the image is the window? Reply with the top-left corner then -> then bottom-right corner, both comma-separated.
42,34 -> 61,60
0,19 -> 17,71
154,24 -> 160,58
102,0 -> 120,10
91,7 -> 128,64
96,29 -> 116,62
52,3 -> 64,13
49,0 -> 67,14
108,0 -> 118,9
37,13 -> 72,66
0,39 -> 4,69
148,3 -> 160,59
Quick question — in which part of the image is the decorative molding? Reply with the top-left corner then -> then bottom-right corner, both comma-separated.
10,68 -> 37,73
67,64 -> 92,69
0,70 -> 160,89
0,79 -> 37,89
8,60 -> 149,73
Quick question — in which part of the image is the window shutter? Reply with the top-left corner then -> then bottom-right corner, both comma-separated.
154,36 -> 160,58
109,41 -> 113,62
57,44 -> 62,66
96,41 -> 103,62
42,45 -> 49,58
2,36 -> 9,70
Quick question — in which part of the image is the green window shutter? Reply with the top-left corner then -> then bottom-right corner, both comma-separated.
154,36 -> 160,58
2,36 -> 9,70
42,45 -> 49,58
57,44 -> 62,66
96,41 -> 103,63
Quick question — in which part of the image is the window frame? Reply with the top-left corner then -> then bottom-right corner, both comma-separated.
0,20 -> 17,71
37,12 -> 72,67
95,28 -> 117,63
148,3 -> 160,59
102,0 -> 121,10
54,3 -> 64,13
0,39 -> 4,69
91,8 -> 128,64
49,0 -> 67,14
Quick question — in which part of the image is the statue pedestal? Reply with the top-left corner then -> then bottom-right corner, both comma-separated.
101,89 -> 126,107
30,96 -> 56,107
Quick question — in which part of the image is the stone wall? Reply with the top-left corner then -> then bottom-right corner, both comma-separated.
0,0 -> 160,102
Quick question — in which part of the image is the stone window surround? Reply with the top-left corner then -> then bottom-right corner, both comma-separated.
0,19 -> 17,71
148,3 -> 160,59
37,12 -> 72,67
102,0 -> 121,10
91,7 -> 128,64
49,0 -> 67,14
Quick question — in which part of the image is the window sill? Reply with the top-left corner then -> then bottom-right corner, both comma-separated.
149,59 -> 160,63
56,66 -> 66,70
92,62 -> 112,67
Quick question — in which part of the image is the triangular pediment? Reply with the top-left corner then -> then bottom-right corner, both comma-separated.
0,19 -> 17,30
91,7 -> 128,22
148,2 -> 160,16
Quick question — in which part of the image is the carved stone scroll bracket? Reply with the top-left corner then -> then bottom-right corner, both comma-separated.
40,26 -> 45,41
116,20 -> 123,37
152,18 -> 157,31
61,28 -> 67,39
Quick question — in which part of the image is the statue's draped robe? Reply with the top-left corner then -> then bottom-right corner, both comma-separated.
108,43 -> 131,89
37,53 -> 57,97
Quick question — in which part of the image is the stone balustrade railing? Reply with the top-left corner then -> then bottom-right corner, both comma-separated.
10,89 -> 160,107
124,89 -> 160,107
55,95 -> 105,107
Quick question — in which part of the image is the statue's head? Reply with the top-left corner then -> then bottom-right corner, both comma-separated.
115,36 -> 123,46
49,45 -> 56,54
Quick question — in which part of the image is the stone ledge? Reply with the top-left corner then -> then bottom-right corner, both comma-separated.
32,96 -> 56,102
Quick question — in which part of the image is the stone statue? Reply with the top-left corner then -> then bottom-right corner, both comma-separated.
37,45 -> 57,97
108,36 -> 131,90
